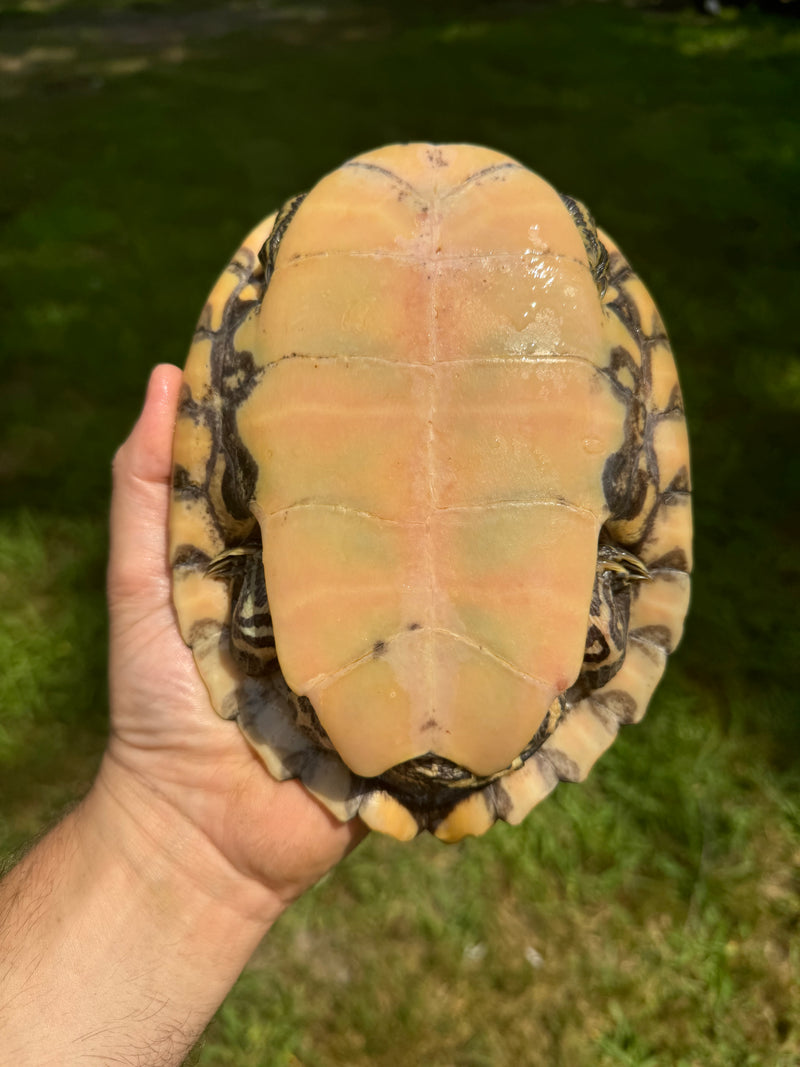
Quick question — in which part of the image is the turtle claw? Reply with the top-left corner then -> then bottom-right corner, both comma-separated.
598,545 -> 652,582
205,545 -> 260,579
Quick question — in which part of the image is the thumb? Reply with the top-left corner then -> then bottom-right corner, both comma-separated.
108,364 -> 184,608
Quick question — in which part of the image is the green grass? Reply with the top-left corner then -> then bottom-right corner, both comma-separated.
1,2 -> 799,1063
0,513 -> 107,847
194,696 -> 800,1064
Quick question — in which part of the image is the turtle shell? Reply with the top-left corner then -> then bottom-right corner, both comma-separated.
170,143 -> 692,842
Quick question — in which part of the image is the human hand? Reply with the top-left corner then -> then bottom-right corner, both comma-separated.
0,365 -> 366,1067
101,363 -> 366,918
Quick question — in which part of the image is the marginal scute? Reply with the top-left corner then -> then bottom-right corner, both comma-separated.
541,701 -> 619,782
171,544 -> 212,570
591,688 -> 639,725
595,637 -> 668,726
496,754 -> 559,826
169,144 -> 692,840
191,627 -> 242,722
236,674 -> 319,779
602,323 -> 641,383
172,419 -> 215,487
652,417 -> 692,494
642,495 -> 693,570
540,745 -> 582,784
181,340 -> 215,401
207,266 -> 247,333
630,624 -> 673,652
650,547 -> 691,573
604,475 -> 659,548
650,338 -> 685,412
242,698 -> 363,822
434,790 -> 496,843
628,570 -> 691,653
358,790 -> 421,841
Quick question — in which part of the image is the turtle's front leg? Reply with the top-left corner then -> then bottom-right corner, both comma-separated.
207,545 -> 277,676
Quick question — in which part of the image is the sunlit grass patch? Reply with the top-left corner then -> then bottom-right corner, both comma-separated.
0,511 -> 107,846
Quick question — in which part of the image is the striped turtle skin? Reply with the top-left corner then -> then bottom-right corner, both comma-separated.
170,144 -> 691,841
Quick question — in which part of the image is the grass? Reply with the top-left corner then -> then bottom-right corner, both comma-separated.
1,1 -> 798,1063
0,513 -> 107,846
195,699 -> 799,1065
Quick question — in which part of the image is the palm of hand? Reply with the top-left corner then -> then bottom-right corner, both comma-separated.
104,365 -> 364,908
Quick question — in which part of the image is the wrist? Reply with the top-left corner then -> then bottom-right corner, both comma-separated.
59,757 -> 283,1056
86,752 -> 285,933
0,765 -> 278,1067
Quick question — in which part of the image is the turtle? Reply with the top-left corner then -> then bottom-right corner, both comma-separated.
169,143 -> 692,842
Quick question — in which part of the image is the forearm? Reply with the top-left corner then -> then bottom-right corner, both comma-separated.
0,767 -> 278,1067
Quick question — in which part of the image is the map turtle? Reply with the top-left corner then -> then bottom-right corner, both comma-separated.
170,143 -> 692,841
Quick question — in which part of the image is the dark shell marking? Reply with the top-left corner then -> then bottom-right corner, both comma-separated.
170,149 -> 691,841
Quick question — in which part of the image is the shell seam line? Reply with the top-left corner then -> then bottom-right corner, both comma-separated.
303,627 -> 554,697
629,632 -> 668,656
426,183 -> 440,721
263,499 -> 599,523
341,159 -> 525,203
260,353 -> 607,371
439,161 -> 525,197
281,249 -> 592,267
